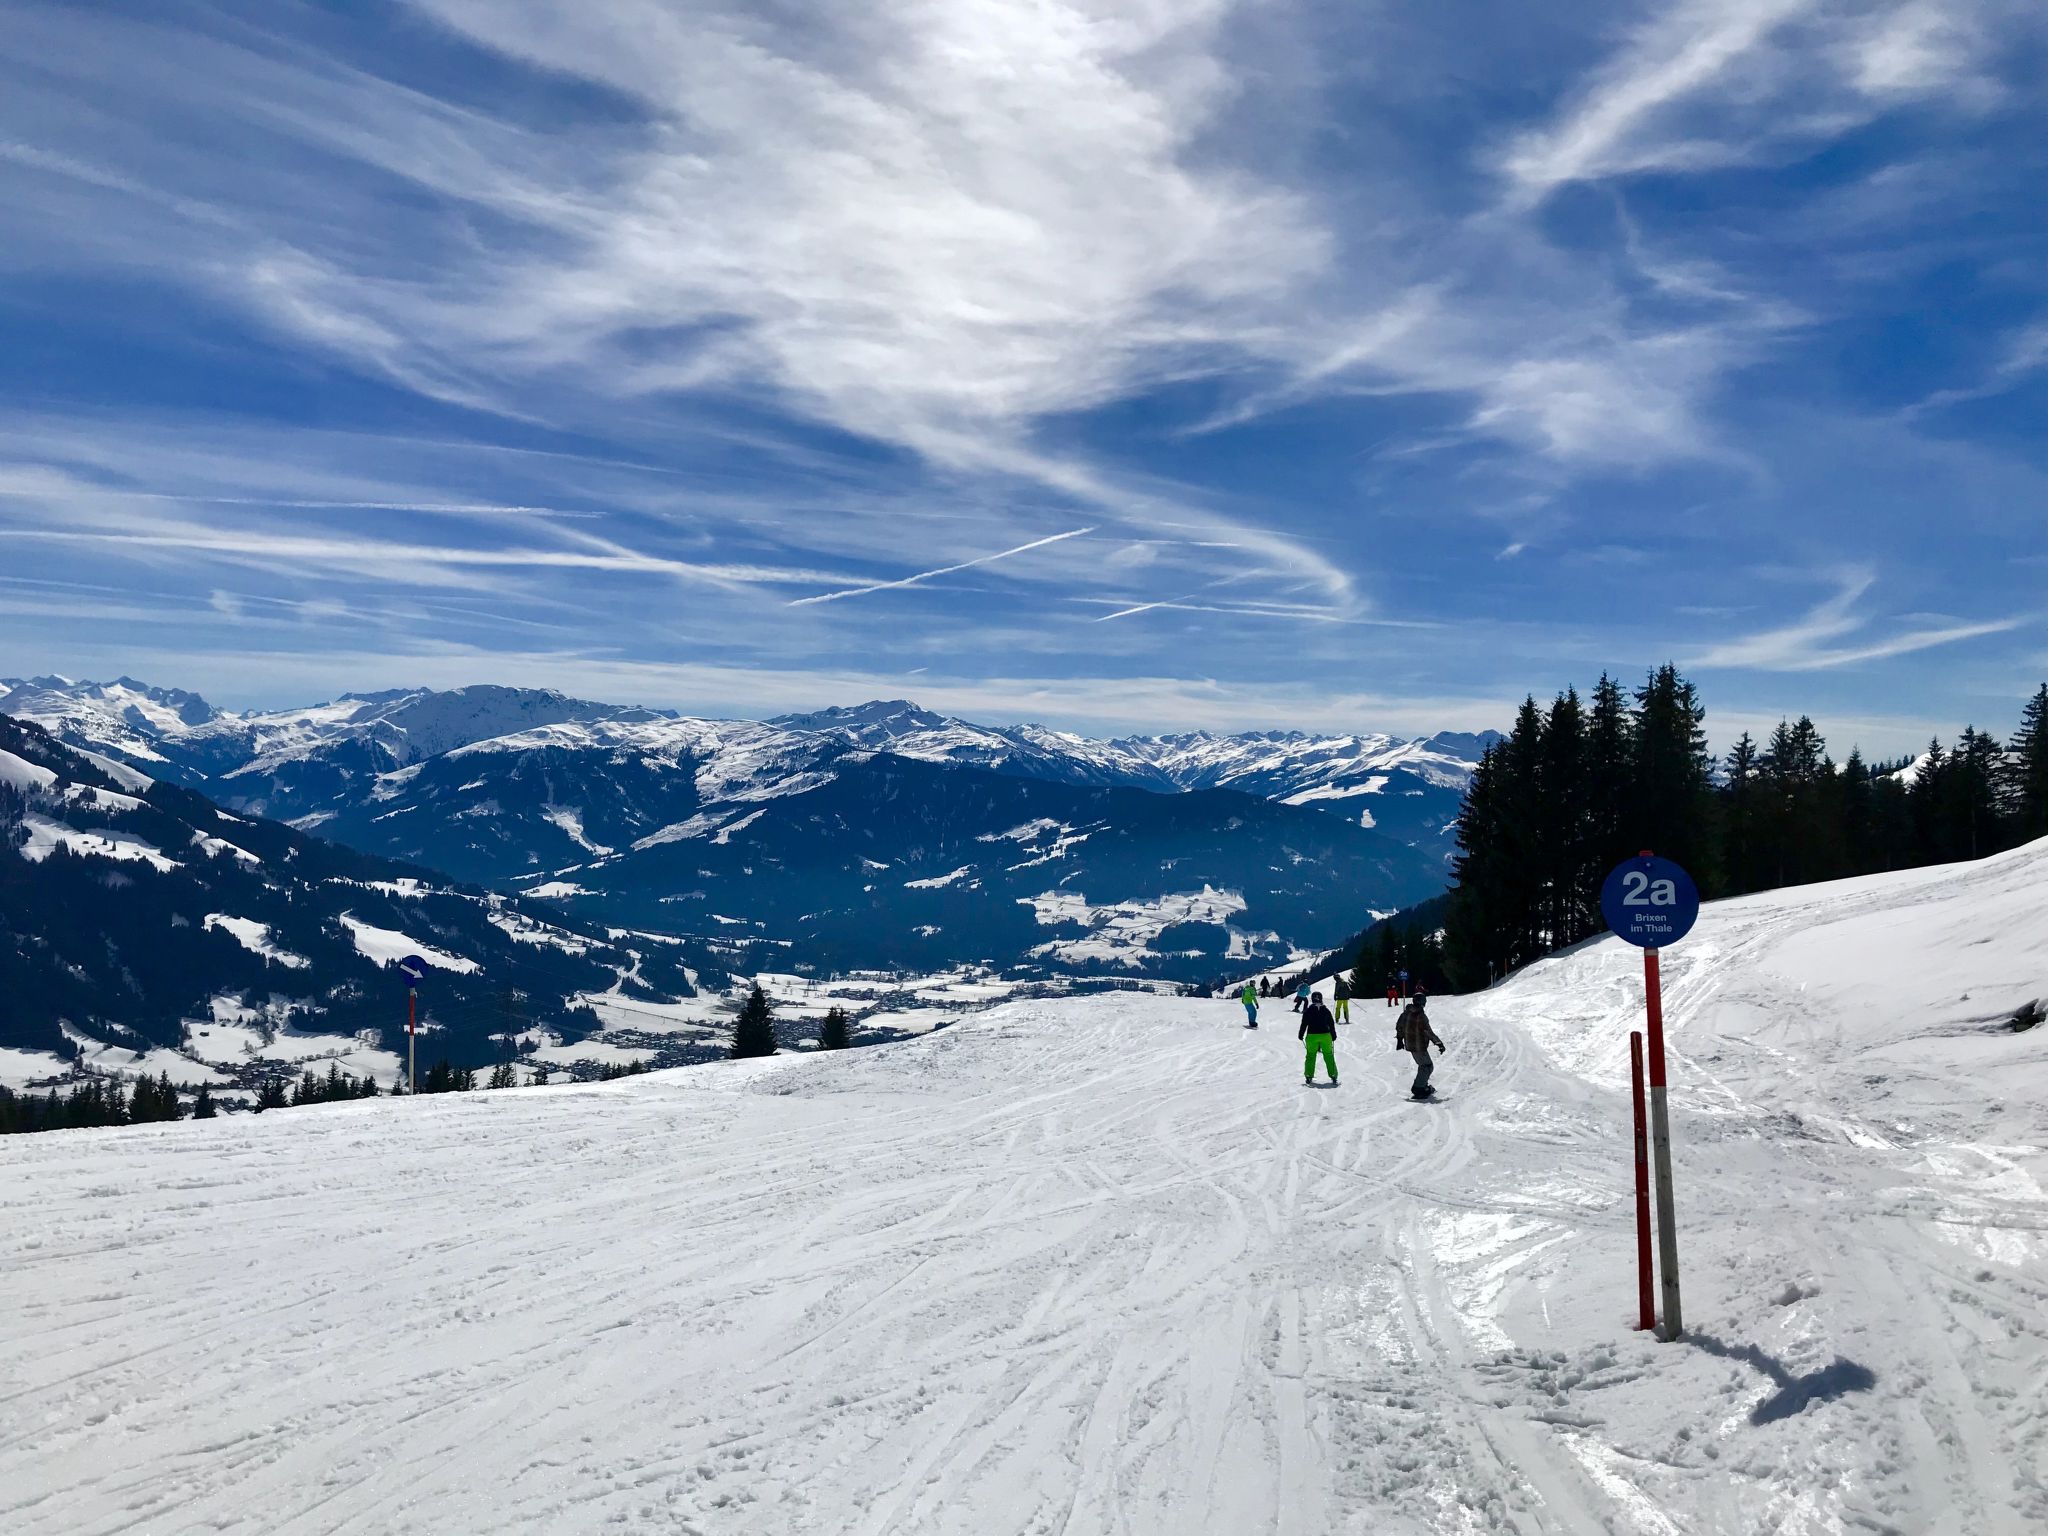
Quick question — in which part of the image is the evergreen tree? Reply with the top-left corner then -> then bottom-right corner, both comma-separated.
1721,733 -> 1763,894
1631,665 -> 1717,889
192,1084 -> 217,1119
731,984 -> 778,1058
819,1006 -> 851,1051
1944,727 -> 2007,860
2009,684 -> 2048,840
1909,739 -> 1949,861
1540,688 -> 1594,946
254,1076 -> 289,1111
486,1062 -> 517,1090
1584,673 -> 1637,879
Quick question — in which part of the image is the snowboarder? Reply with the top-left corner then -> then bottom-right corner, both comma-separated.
1300,991 -> 1338,1085
1292,981 -> 1310,1014
1332,973 -> 1351,1024
1239,981 -> 1259,1029
1395,999 -> 1444,1099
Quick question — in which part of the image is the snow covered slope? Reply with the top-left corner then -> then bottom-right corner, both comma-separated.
5,844 -> 2041,1532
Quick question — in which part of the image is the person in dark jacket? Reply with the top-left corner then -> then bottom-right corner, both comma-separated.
1394,1000 -> 1444,1098
1331,974 -> 1351,1024
1299,992 -> 1338,1085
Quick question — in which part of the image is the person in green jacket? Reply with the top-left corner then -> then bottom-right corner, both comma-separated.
1239,982 -> 1259,1029
1299,992 -> 1338,1085
1332,973 -> 1351,1024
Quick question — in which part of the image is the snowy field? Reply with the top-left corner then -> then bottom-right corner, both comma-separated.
2,843 -> 2044,1533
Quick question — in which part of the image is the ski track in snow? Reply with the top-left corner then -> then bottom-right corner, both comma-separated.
4,846 -> 2047,1533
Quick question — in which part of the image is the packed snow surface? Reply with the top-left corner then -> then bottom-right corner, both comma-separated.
4,842 -> 2046,1533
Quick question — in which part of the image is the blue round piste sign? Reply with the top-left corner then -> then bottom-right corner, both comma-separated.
1599,855 -> 1700,948
398,954 -> 429,988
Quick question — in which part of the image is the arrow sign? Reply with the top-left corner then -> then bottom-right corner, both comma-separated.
398,955 -> 429,988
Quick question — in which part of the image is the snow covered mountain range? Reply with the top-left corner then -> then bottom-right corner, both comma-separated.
1,677 -> 1484,981
0,711 -> 714,1079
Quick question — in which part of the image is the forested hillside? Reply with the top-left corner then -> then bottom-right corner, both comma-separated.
1442,672 -> 2048,987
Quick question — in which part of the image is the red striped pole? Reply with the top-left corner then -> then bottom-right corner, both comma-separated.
1630,1030 -> 1654,1331
1642,945 -> 1683,1338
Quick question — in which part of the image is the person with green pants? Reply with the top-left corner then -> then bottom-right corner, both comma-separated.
1332,973 -> 1351,1024
1299,991 -> 1338,1085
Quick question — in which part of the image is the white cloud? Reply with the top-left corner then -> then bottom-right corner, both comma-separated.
1685,568 -> 2026,670
1499,0 -> 2011,206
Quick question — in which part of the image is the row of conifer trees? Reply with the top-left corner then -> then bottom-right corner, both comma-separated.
1442,670 -> 2048,989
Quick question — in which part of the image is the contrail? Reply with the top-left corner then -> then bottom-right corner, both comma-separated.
787,526 -> 1095,606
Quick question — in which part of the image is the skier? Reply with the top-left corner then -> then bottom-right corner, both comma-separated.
1292,980 -> 1310,1014
1332,973 -> 1351,1024
1395,998 -> 1444,1099
1413,981 -> 1430,1008
1386,979 -> 1399,1009
1239,981 -> 1259,1029
1299,991 -> 1338,1085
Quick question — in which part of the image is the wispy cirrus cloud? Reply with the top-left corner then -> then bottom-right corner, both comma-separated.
1684,568 -> 2027,670
0,1 -> 2041,736
1498,0 -> 2018,207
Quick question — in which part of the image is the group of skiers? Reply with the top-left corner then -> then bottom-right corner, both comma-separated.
1235,975 -> 1445,1098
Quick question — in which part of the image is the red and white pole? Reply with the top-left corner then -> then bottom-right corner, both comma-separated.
1642,945 -> 1684,1338
1630,1030 -> 1654,1331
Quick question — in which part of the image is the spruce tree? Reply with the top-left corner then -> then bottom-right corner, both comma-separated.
192,1084 -> 217,1119
1540,688 -> 1592,945
2009,684 -> 2048,840
1584,673 -> 1636,879
819,1006 -> 851,1051
1631,665 -> 1717,889
731,984 -> 778,1058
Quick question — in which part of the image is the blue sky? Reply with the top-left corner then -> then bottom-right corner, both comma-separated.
1,0 -> 2044,753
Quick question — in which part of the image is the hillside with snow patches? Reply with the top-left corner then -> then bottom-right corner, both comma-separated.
4,838 -> 2041,1533
0,714 -> 716,1089
2,681 -> 1475,983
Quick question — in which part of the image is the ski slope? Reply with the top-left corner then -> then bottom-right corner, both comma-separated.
4,844 -> 2045,1533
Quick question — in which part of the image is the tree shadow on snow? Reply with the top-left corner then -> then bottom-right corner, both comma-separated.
1684,1334 -> 1878,1425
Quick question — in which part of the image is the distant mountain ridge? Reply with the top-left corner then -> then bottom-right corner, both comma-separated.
0,711 -> 706,1077
3,678 -> 1485,982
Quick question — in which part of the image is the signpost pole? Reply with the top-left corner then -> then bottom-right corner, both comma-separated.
1630,1030 -> 1654,1331
1600,851 -> 1698,1343
408,988 -> 417,1096
1642,945 -> 1683,1339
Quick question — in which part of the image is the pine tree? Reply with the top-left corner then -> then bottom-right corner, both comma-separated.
2009,684 -> 2048,840
819,1006 -> 851,1051
192,1084 -> 217,1119
1721,733 -> 1763,894
1584,672 -> 1636,880
254,1076 -> 289,1111
1540,688 -> 1593,946
1944,727 -> 2006,860
1631,665 -> 1717,889
731,984 -> 778,1058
